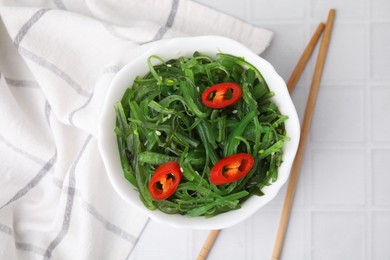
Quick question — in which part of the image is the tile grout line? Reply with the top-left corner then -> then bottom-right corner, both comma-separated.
256,204 -> 390,211
308,142 -> 390,149
368,80 -> 390,86
244,1 -> 251,254
187,229 -> 194,259
190,229 -> 195,259
316,79 -> 369,86
244,219 -> 251,260
187,228 -> 192,259
308,207 -> 390,212
303,1 -> 312,260
367,43 -> 373,260
251,18 -> 390,25
366,0 -> 373,258
306,146 -> 314,260
369,19 -> 390,23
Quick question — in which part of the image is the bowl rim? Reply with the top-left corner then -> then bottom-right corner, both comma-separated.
98,35 -> 300,229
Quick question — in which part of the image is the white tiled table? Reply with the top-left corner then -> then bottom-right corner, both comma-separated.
130,0 -> 390,259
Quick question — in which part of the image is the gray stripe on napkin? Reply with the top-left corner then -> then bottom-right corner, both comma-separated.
68,92 -> 94,126
68,63 -> 125,124
101,22 -> 141,43
56,187 -> 136,245
102,65 -> 123,74
166,0 -> 179,28
44,100 -> 52,127
0,223 -> 12,235
4,77 -> 39,88
0,151 -> 57,209
52,0 -> 66,10
0,134 -> 46,165
43,135 -> 92,260
152,0 -> 179,41
18,47 -> 90,97
1,224 -> 50,256
125,219 -> 150,260
13,8 -> 50,49
16,242 -> 46,256
81,201 -> 137,244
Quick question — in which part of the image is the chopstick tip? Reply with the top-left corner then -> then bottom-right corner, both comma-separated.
326,9 -> 336,25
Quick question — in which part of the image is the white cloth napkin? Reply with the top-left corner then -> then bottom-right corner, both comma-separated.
0,1 -> 272,259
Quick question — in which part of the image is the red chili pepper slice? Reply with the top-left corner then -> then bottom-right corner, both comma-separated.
201,82 -> 242,109
148,161 -> 182,200
209,153 -> 254,185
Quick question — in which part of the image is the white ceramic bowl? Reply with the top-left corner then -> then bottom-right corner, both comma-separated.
98,36 -> 300,230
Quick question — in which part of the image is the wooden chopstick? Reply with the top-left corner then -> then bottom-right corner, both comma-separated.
287,23 -> 325,93
271,9 -> 336,260
196,230 -> 221,260
196,21 -> 327,260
